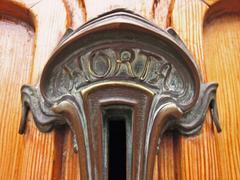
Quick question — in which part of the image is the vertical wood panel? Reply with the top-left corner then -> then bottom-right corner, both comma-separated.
203,3 -> 240,179
62,129 -> 81,180
0,0 -> 68,179
158,133 -> 175,180
0,14 -> 34,180
171,1 -> 220,179
18,0 -> 67,179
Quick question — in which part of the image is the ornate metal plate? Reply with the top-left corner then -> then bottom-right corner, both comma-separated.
19,9 -> 221,180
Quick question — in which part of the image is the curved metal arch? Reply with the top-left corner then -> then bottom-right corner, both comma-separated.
40,10 -> 201,108
19,9 -> 221,180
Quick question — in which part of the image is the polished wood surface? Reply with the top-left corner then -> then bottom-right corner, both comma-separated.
0,0 -> 239,179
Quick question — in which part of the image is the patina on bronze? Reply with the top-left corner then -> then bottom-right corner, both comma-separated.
19,9 -> 221,180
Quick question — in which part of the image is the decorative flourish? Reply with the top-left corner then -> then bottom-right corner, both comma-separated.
177,82 -> 222,135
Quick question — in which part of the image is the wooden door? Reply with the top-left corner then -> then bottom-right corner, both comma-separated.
0,0 -> 239,179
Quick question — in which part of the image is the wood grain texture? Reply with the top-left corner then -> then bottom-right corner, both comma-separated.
158,133 -> 175,180
171,0 -> 220,179
18,1 -> 67,179
0,0 -> 240,179
0,0 -> 67,179
0,13 -> 34,180
152,0 -> 173,28
84,0 -> 154,20
203,0 -> 221,6
63,0 -> 85,29
203,1 -> 240,179
62,129 -> 81,180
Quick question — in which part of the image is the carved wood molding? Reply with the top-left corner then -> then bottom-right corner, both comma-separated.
19,9 -> 221,180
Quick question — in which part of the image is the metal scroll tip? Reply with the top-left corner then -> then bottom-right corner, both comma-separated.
19,102 -> 28,134
210,99 -> 222,133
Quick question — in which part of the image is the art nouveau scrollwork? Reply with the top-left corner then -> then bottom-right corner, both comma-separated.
19,10 -> 221,180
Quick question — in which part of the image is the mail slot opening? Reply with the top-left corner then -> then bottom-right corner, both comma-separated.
103,106 -> 132,180
108,119 -> 126,180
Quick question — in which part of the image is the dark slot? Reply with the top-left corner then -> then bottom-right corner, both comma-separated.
108,119 -> 126,180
